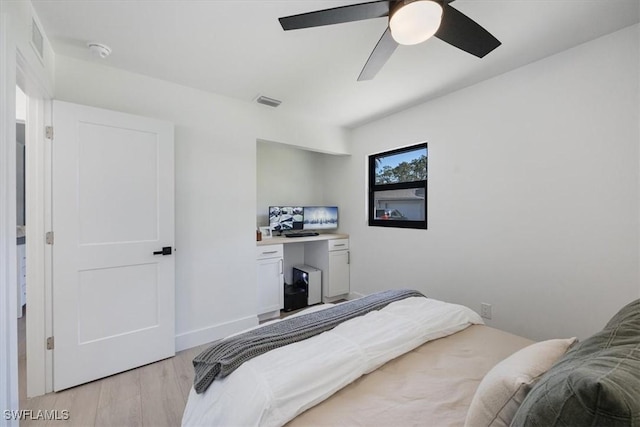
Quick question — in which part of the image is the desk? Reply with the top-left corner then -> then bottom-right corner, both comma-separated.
257,233 -> 349,246
256,233 -> 350,320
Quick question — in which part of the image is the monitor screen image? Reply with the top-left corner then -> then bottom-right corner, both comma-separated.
269,206 -> 303,231
303,206 -> 338,230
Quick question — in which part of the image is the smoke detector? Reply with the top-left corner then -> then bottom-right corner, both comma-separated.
88,42 -> 112,59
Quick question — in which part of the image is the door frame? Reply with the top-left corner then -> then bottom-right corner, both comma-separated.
1,6 -> 54,412
18,49 -> 53,397
0,11 -> 20,421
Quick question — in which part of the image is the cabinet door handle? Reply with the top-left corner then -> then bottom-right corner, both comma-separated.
262,250 -> 278,255
334,244 -> 346,247
347,251 -> 350,265
279,259 -> 283,274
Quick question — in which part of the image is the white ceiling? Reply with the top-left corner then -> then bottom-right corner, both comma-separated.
32,0 -> 639,128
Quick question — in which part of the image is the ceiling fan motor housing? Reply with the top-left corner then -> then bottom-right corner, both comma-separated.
389,0 -> 444,46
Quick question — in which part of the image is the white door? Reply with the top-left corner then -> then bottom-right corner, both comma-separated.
52,100 -> 175,391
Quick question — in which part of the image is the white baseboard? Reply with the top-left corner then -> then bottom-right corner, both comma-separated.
257,309 -> 280,323
347,291 -> 365,300
175,315 -> 258,352
322,294 -> 346,303
322,291 -> 365,303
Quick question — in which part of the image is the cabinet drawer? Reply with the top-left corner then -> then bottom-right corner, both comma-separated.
328,239 -> 349,251
256,244 -> 284,259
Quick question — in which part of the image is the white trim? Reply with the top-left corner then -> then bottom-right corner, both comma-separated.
323,294 -> 350,303
42,99 -> 53,393
174,316 -> 258,352
19,46 -> 52,396
2,1 -> 54,403
0,10 -> 19,427
347,291 -> 365,300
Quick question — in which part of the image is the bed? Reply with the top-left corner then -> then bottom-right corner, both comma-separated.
287,324 -> 532,427
182,291 -> 640,427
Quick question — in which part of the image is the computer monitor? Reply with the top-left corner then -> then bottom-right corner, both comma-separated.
269,206 -> 303,231
303,206 -> 338,230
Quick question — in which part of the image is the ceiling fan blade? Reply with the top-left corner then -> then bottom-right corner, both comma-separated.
279,1 -> 391,31
435,4 -> 500,58
358,27 -> 398,81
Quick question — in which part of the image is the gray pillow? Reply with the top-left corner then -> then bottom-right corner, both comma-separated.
510,299 -> 640,427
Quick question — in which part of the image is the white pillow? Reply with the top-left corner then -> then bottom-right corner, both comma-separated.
464,337 -> 577,427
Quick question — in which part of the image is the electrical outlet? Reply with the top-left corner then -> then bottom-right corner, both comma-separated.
480,303 -> 492,320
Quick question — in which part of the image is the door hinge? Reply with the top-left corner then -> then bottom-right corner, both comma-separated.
45,126 -> 53,140
46,336 -> 54,350
45,231 -> 54,245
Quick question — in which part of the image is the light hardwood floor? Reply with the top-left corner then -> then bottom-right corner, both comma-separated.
17,303 -> 337,426
18,310 -> 209,427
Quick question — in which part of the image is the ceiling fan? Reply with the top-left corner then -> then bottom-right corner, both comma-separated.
278,0 -> 500,81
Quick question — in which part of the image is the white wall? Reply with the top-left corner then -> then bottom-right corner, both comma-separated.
256,141 -> 346,227
334,24 -> 640,341
54,55 -> 347,350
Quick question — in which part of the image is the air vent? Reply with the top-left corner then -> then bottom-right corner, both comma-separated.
31,18 -> 44,60
256,96 -> 282,108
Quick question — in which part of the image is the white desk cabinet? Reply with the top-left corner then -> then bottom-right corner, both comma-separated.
256,244 -> 284,318
306,238 -> 350,299
257,234 -> 350,308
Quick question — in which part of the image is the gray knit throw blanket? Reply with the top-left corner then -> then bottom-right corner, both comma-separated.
192,289 -> 425,394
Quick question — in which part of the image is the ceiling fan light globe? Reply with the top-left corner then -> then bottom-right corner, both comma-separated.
389,0 -> 443,45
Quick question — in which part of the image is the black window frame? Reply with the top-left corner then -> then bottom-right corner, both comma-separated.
368,143 -> 427,229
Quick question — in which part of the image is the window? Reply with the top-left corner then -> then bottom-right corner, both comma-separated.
368,143 -> 427,229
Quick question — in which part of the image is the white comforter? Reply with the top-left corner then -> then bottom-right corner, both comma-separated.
181,297 -> 483,427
